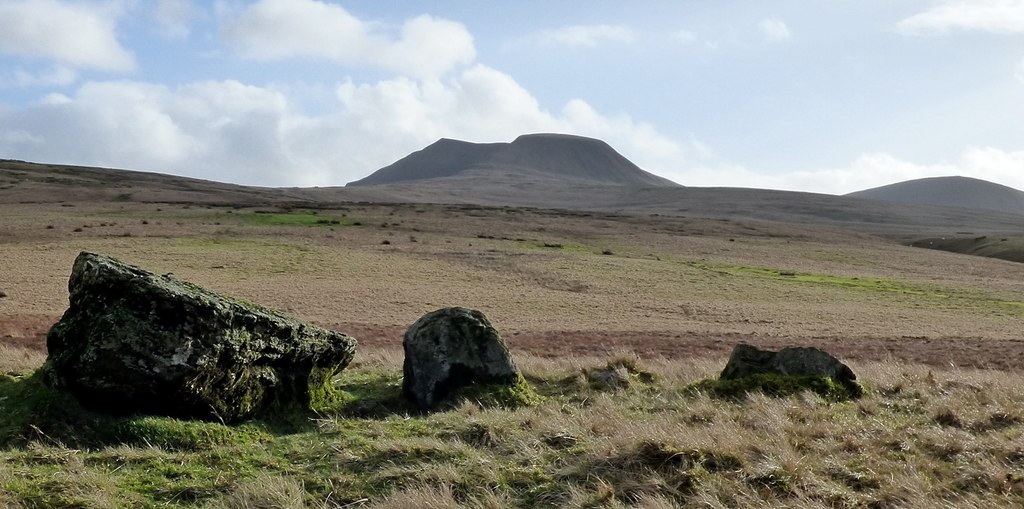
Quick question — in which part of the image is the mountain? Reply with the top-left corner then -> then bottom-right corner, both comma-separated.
347,133 -> 678,187
846,176 -> 1024,216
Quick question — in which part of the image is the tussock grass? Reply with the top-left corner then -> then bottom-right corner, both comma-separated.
4,348 -> 1024,507
0,345 -> 46,375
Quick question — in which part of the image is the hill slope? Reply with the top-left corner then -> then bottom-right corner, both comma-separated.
347,133 -> 678,187
846,176 -> 1024,216
5,158 -> 1024,236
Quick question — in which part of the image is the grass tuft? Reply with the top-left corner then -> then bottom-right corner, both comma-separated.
686,373 -> 864,402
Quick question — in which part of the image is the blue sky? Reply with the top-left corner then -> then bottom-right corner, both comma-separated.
0,0 -> 1022,193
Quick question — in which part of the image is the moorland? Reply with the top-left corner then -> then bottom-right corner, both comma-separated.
2,156 -> 1024,507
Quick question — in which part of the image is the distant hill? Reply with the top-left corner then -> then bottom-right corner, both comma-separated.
347,133 -> 679,187
847,176 -> 1024,216
0,159 -> 310,205
907,235 -> 1024,264
5,158 -> 1024,237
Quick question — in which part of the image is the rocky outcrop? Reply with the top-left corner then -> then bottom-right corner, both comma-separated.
44,252 -> 356,423
402,307 -> 520,410
720,344 -> 857,385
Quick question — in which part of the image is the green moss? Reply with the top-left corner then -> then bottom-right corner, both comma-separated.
687,373 -> 864,402
306,366 -> 343,412
449,374 -> 544,409
334,371 -> 413,417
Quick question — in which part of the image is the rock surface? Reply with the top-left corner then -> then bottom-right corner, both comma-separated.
44,252 -> 356,422
402,307 -> 519,410
721,344 -> 856,384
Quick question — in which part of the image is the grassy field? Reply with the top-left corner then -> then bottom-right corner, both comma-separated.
3,200 -> 1024,507
4,348 -> 1024,507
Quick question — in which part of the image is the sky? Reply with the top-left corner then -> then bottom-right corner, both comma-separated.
0,0 -> 1022,194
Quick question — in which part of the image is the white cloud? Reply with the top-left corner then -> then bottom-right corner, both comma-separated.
897,0 -> 1024,35
0,0 -> 134,71
1016,57 -> 1024,83
0,80 -> 296,184
528,25 -> 637,48
669,148 -> 1024,195
328,64 -> 688,183
671,29 -> 697,44
222,0 -> 475,78
0,67 -> 696,187
154,0 -> 200,40
759,18 -> 792,43
1,65 -> 78,88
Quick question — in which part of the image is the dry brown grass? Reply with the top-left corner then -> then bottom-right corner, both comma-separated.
339,354 -> 1024,508
0,345 -> 46,374
3,201 -> 1024,368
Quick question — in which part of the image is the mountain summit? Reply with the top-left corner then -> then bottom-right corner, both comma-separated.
347,133 -> 679,187
846,176 -> 1024,216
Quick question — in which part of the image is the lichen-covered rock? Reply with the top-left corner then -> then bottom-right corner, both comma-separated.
721,344 -> 857,385
402,307 -> 520,410
44,252 -> 356,423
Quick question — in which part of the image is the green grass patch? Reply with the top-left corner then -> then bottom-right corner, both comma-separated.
698,263 -> 940,296
114,417 -> 271,452
686,262 -> 1024,313
0,372 -> 274,451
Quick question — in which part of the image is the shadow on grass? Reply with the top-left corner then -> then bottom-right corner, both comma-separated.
0,372 -> 284,451
0,367 -> 550,451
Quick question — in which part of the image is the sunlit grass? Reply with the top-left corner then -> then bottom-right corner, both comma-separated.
4,347 -> 1024,508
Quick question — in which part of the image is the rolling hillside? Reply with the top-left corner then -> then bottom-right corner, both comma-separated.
847,176 -> 1024,216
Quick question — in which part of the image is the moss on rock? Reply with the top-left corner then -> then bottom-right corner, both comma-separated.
402,307 -> 524,410
44,252 -> 357,423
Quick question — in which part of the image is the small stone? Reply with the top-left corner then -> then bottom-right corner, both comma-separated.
402,307 -> 520,410
44,252 -> 357,422
586,365 -> 630,390
720,344 -> 856,385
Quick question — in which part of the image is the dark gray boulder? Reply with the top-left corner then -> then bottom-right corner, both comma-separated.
720,344 -> 857,385
402,307 -> 519,410
44,252 -> 356,423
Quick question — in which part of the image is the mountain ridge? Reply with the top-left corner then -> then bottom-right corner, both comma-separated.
347,133 -> 679,188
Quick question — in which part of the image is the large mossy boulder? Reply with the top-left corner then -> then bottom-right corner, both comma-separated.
692,344 -> 862,401
403,307 -> 528,410
44,252 -> 357,423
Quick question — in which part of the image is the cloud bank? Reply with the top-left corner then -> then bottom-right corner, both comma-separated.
897,0 -> 1024,35
0,0 -> 134,71
0,64 -> 690,188
222,0 -> 475,78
